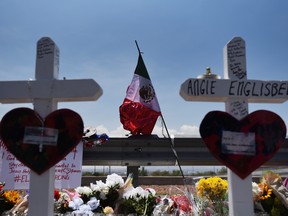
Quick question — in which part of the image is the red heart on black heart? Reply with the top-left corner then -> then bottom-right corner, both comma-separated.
200,110 -> 286,179
0,108 -> 84,175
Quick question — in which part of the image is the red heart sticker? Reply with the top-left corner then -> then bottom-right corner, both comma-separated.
0,108 -> 84,175
200,110 -> 286,179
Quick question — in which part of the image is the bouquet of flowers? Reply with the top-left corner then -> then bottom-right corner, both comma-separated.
0,183 -> 24,215
54,173 -> 159,215
196,176 -> 229,215
153,176 -> 228,216
117,187 -> 157,215
253,171 -> 288,216
54,173 -> 126,214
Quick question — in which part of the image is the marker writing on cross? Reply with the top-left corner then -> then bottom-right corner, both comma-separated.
185,77 -> 288,101
0,37 -> 102,216
180,37 -> 288,215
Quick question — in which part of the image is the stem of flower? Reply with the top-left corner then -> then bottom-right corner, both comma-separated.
143,198 -> 148,215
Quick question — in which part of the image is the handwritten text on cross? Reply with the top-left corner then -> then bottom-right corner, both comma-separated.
180,78 -> 288,103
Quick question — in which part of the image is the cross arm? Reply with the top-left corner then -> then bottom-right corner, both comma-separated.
0,79 -> 102,103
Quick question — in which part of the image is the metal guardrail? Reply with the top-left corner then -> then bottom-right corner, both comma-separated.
81,176 -> 285,186
83,136 -> 288,167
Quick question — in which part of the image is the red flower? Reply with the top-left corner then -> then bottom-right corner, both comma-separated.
54,190 -> 60,201
170,195 -> 192,213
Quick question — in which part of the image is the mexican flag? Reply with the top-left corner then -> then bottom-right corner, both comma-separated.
119,52 -> 161,135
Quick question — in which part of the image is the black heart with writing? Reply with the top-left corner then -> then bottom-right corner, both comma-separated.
0,108 -> 83,175
200,110 -> 286,179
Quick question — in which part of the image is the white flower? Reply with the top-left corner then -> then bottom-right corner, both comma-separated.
145,187 -> 156,196
96,180 -> 107,190
123,186 -> 149,201
135,187 -> 149,199
58,192 -> 70,203
122,188 -> 133,199
90,181 -> 107,200
252,182 -> 261,196
90,182 -> 101,192
75,186 -> 92,196
106,173 -> 124,187
91,180 -> 108,192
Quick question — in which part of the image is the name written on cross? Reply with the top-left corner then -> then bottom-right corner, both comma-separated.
182,78 -> 288,102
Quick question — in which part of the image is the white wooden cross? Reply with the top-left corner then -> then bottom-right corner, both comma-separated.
0,37 -> 103,216
180,36 -> 287,215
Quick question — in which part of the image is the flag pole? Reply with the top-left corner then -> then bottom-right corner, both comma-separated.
134,40 -> 190,179
135,40 -> 142,55
159,114 -> 186,179
160,114 -> 198,210
134,40 -> 186,179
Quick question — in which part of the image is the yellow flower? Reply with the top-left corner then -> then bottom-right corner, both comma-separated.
103,206 -> 114,214
258,182 -> 272,200
196,176 -> 228,202
3,190 -> 21,204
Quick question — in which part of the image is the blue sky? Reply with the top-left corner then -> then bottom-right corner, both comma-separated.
1,0 -> 288,137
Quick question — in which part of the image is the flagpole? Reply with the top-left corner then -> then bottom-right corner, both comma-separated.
134,40 -> 186,178
159,114 -> 186,179
160,114 -> 198,211
161,116 -> 203,214
135,40 -> 142,55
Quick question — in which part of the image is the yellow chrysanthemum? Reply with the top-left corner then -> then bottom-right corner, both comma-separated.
196,176 -> 228,202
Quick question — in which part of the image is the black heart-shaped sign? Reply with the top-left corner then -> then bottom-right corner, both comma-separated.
0,108 -> 84,174
200,110 -> 286,179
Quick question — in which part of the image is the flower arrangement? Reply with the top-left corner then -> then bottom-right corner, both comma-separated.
3,172 -> 288,215
253,171 -> 288,216
152,176 -> 229,216
54,173 -> 125,214
0,175 -> 229,215
53,173 -> 158,215
195,176 -> 229,215
0,182 -> 24,215
82,127 -> 109,147
117,187 -> 157,215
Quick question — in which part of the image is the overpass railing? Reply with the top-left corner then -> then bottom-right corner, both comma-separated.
83,136 -> 288,167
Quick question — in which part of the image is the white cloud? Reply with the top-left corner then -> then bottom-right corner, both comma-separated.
178,125 -> 200,137
93,125 -> 129,137
151,124 -> 200,138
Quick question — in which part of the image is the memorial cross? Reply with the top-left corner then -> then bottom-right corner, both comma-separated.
180,37 -> 287,215
0,37 -> 102,216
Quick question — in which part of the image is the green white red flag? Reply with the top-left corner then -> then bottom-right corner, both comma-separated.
119,52 -> 161,135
